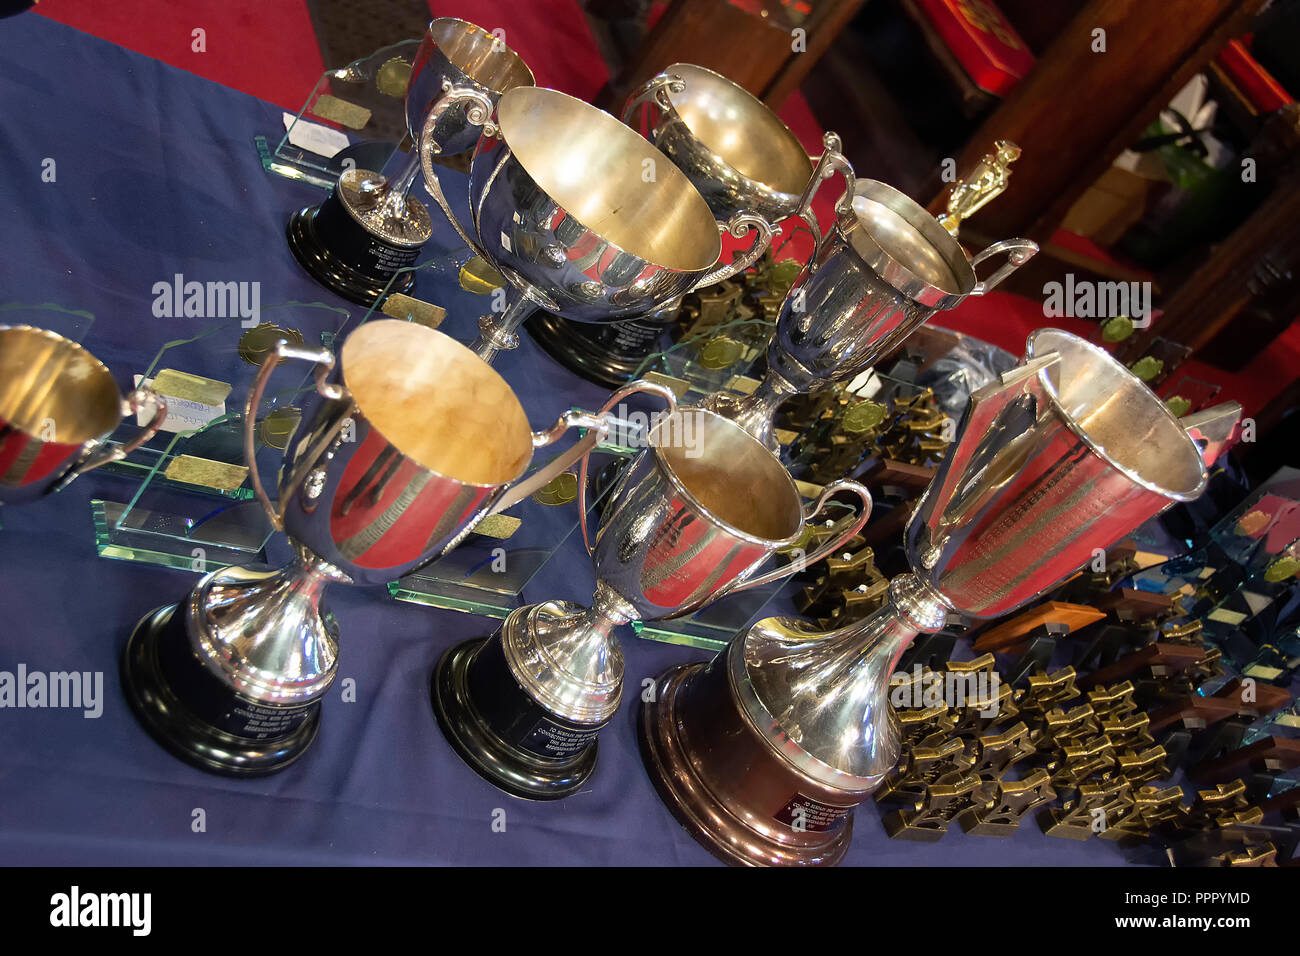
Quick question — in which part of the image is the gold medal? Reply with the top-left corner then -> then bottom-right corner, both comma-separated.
458,256 -> 507,295
239,323 -> 304,367
698,335 -> 743,369
376,58 -> 412,97
258,408 -> 302,451
532,472 -> 579,506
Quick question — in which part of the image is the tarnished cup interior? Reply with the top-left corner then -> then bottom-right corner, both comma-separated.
496,87 -> 721,273
0,326 -> 120,442
648,407 -> 803,543
665,63 -> 812,197
341,320 -> 532,486
428,17 -> 534,93
849,180 -> 972,297
1027,329 -> 1207,501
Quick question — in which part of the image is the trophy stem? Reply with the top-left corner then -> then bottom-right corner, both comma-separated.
121,545 -> 349,776
472,293 -> 537,363
373,148 -> 422,223
700,370 -> 800,451
639,572 -> 950,865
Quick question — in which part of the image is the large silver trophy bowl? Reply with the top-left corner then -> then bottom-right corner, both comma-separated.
523,63 -> 855,382
639,328 -> 1209,865
421,86 -> 769,362
703,177 -> 1039,449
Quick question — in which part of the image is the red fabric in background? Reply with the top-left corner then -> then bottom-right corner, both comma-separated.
35,0 -> 324,110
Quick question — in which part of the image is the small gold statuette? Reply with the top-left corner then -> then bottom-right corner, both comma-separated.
938,140 -> 1021,237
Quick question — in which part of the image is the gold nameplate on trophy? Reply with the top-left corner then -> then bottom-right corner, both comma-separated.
472,515 -> 521,540
381,293 -> 446,329
311,94 -> 372,130
163,455 -> 249,492
151,369 -> 233,407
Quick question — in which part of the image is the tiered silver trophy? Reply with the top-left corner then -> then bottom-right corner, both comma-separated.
432,404 -> 873,799
701,177 -> 1039,449
525,64 -> 849,383
419,85 -> 767,362
639,329 -> 1209,865
0,325 -> 165,506
287,18 -> 534,305
121,320 -> 623,775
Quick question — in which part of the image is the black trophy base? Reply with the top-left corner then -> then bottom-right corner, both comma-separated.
526,311 -> 670,388
431,637 -> 599,801
121,604 -> 321,777
286,202 -> 417,307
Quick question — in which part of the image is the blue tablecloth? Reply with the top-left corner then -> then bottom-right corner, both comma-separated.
0,14 -> 1123,865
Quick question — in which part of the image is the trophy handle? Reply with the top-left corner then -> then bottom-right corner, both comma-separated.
727,479 -> 874,593
690,212 -> 777,290
418,82 -> 495,260
577,380 -> 681,554
621,72 -> 683,132
969,238 -> 1038,295
796,131 -> 856,270
243,340 -> 343,532
55,386 -> 168,490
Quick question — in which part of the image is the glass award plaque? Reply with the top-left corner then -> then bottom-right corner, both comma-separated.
256,38 -> 420,189
90,302 -> 353,572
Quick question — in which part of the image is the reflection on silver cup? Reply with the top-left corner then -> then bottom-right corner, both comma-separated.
286,18 -> 534,305
421,87 -> 768,363
0,325 -> 165,506
703,179 -> 1038,450
432,404 -> 872,800
121,320 -> 609,775
641,328 -> 1209,865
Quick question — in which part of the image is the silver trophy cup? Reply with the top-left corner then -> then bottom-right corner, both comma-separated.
640,328 -> 1208,865
0,325 -> 165,507
121,320 -> 613,775
703,179 -> 1039,450
420,86 -> 766,362
432,404 -> 873,800
287,18 -> 534,305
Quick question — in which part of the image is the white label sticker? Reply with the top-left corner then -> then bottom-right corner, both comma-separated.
282,111 -> 350,158
134,375 -> 226,434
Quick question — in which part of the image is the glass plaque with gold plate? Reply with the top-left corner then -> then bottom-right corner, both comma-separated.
90,303 -> 352,573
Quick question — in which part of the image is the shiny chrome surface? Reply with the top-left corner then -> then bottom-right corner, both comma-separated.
422,86 -> 748,361
627,64 -> 814,226
352,18 -> 533,244
187,544 -> 348,706
644,332 -> 1209,865
0,325 -> 166,504
907,329 -> 1206,619
703,179 -> 1038,449
187,320 -> 606,710
507,405 -> 871,724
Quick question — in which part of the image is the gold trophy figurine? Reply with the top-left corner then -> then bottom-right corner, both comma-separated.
938,140 -> 1022,237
